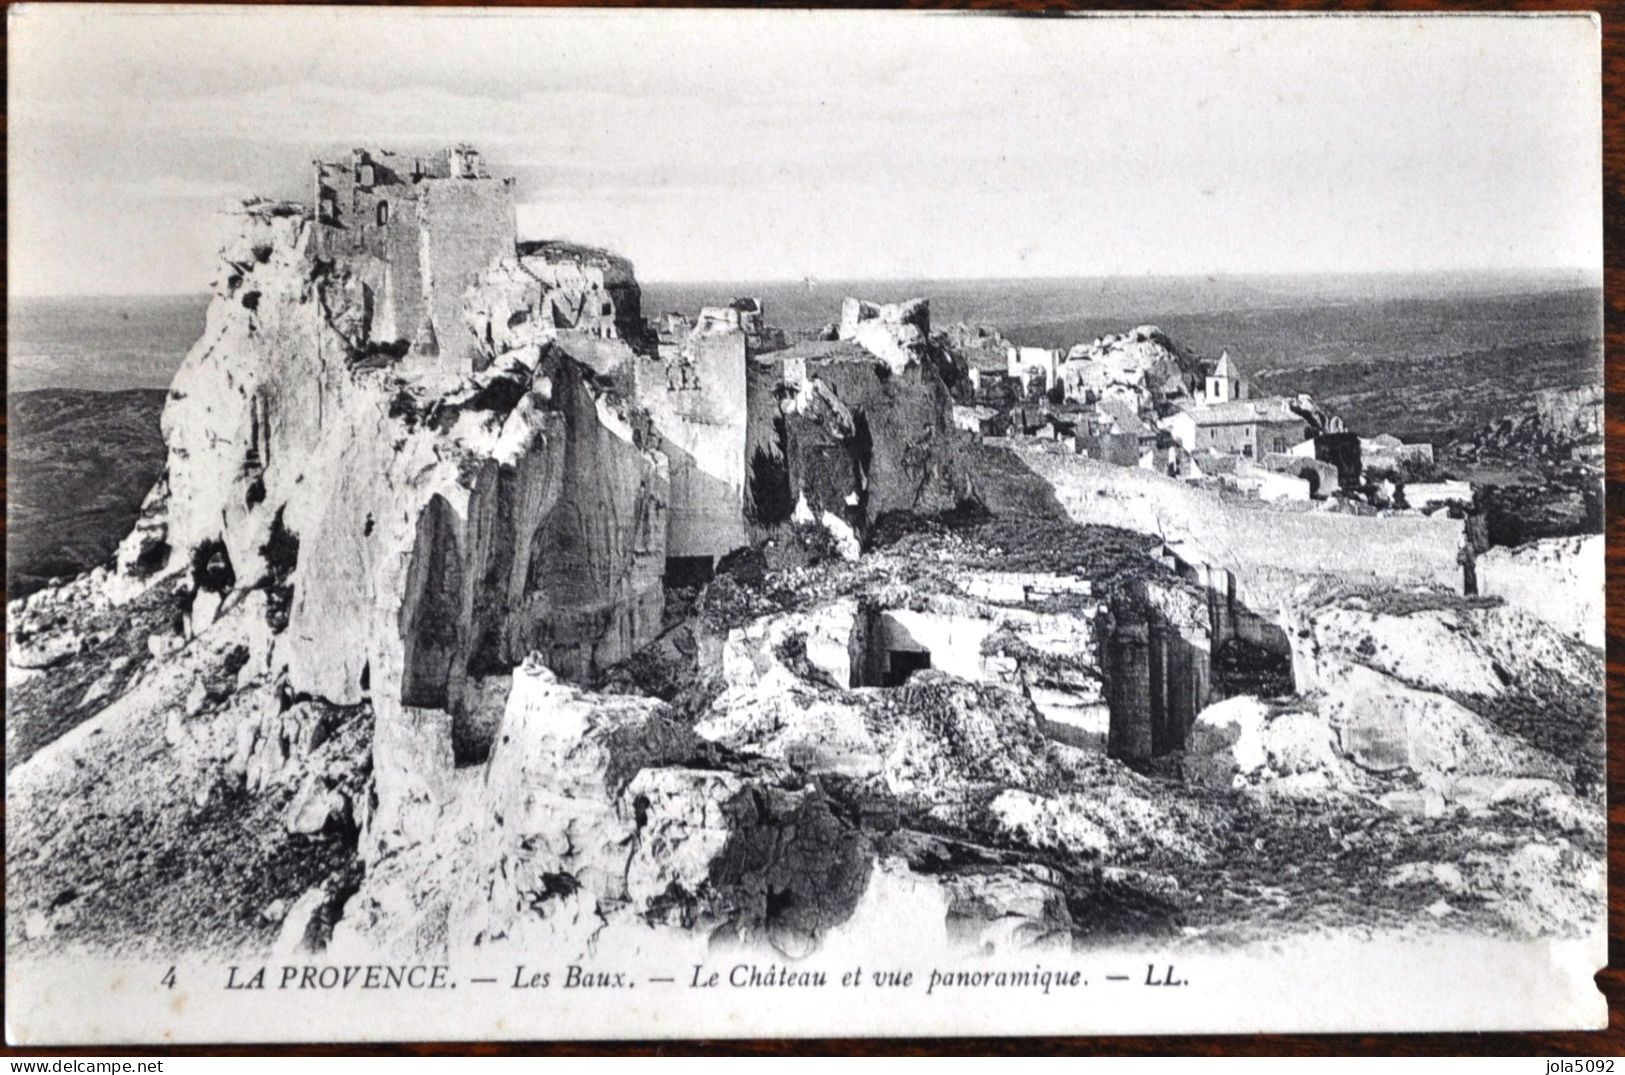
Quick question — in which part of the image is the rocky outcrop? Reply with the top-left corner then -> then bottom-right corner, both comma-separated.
330,656 -> 1126,960
93,198 -> 671,864
1190,585 -> 1603,811
1063,325 -> 1200,406
1452,384 -> 1602,464
744,336 -> 967,545
838,297 -> 930,374
1477,535 -> 1603,648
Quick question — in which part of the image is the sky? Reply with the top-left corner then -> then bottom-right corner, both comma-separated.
7,7 -> 1603,295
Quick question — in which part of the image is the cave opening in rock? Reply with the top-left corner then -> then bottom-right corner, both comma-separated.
851,607 -> 988,689
664,555 -> 715,589
884,649 -> 932,687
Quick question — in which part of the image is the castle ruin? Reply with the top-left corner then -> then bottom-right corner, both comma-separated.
313,145 -> 517,373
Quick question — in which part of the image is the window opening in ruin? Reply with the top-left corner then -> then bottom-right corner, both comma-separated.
665,555 -> 715,589
376,201 -> 390,226
885,649 -> 931,687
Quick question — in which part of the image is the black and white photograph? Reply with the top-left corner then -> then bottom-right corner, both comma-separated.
3,6 -> 1607,1043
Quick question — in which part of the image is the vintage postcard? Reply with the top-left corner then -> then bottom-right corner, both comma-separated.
5,6 -> 1606,1044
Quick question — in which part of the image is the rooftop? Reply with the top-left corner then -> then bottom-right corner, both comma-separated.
1097,397 -> 1152,436
1185,397 -> 1302,426
1211,350 -> 1244,379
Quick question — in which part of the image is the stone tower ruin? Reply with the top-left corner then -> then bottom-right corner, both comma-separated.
312,145 -> 517,375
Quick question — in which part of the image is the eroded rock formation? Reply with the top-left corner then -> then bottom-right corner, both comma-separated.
4,150 -> 1605,964
745,301 -> 968,547
106,184 -> 671,859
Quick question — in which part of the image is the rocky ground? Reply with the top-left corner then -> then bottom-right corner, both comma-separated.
4,198 -> 1604,967
7,585 -> 367,955
7,490 -> 1603,959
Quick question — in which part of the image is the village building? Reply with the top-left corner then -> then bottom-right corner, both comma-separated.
1164,397 -> 1313,459
1006,344 -> 1063,394
1201,351 -> 1249,404
1289,431 -> 1363,489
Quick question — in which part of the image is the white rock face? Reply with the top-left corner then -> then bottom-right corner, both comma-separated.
1294,598 -> 1598,706
1477,534 -> 1603,647
112,203 -> 672,856
719,598 -> 862,691
1062,325 -> 1197,408
838,297 -> 930,374
1188,589 -> 1601,809
1186,696 -> 1337,791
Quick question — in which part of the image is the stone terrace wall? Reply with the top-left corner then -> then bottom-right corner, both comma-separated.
1013,448 -> 1464,612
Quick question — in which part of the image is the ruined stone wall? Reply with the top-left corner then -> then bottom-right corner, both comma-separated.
1261,451 -> 1339,496
316,228 -> 426,351
417,178 -> 517,367
465,245 -> 643,363
792,347 -> 963,531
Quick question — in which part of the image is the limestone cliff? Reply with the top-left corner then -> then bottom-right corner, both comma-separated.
4,159 -> 1604,964
745,298 -> 968,548
109,198 -> 669,858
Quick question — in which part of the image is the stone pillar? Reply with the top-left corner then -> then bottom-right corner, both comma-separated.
1105,621 -> 1154,763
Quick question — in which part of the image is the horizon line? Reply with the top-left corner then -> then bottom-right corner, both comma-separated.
9,264 -> 1603,302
